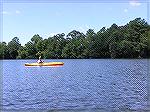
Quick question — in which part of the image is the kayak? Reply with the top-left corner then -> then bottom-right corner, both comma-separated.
25,62 -> 64,66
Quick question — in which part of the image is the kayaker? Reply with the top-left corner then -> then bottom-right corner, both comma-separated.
37,56 -> 44,63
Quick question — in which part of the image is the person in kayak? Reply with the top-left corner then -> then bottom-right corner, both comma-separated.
37,56 -> 44,63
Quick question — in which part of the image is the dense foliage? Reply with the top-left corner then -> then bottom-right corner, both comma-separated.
0,18 -> 150,59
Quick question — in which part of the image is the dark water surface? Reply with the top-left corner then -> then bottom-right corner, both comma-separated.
1,59 -> 150,112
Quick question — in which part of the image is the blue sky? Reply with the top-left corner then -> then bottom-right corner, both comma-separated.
2,0 -> 149,45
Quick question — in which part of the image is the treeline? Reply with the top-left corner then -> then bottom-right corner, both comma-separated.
0,18 -> 150,59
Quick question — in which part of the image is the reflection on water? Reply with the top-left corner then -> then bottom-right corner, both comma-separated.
1,59 -> 150,112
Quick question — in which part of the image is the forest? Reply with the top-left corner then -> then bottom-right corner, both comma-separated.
0,18 -> 150,59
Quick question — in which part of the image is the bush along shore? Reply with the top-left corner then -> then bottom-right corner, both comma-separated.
0,18 -> 150,59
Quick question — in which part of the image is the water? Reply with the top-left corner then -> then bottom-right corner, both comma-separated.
1,59 -> 150,112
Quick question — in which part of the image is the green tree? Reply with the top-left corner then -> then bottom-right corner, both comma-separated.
0,42 -> 7,59
31,34 -> 43,44
17,46 -> 28,59
25,41 -> 37,59
62,30 -> 86,58
1,17 -> 149,59
43,33 -> 66,59
7,37 -> 21,59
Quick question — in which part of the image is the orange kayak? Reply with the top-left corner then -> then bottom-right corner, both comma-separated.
25,62 -> 64,66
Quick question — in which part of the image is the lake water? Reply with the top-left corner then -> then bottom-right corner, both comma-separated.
1,59 -> 150,112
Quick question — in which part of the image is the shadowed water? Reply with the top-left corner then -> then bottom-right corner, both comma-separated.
1,59 -> 150,112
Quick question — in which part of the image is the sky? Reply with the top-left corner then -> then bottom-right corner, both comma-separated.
1,0 -> 149,45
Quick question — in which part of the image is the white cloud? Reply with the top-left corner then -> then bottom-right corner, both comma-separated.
124,9 -> 128,13
2,10 -> 21,15
129,0 -> 141,7
2,11 -> 10,15
15,10 -> 21,14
